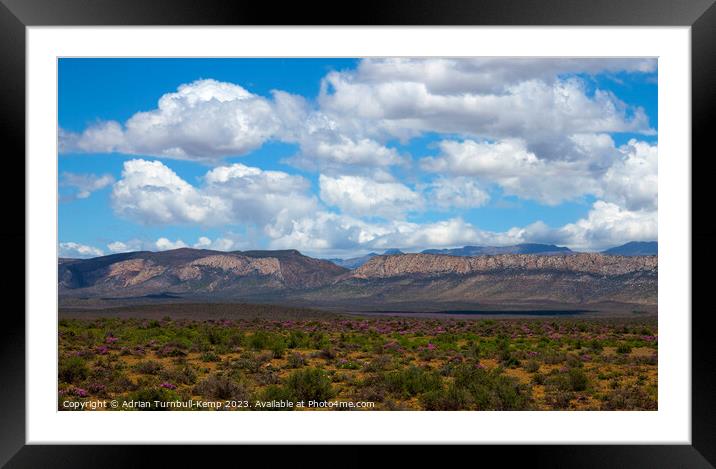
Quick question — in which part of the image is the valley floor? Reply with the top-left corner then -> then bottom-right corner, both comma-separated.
58,308 -> 657,411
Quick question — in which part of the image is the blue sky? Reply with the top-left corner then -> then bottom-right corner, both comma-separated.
58,58 -> 658,258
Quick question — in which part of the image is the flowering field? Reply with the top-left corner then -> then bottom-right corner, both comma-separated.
58,315 -> 657,411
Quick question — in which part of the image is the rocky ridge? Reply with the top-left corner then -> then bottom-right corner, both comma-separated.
352,253 -> 657,279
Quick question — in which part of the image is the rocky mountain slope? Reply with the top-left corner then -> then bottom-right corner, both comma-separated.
59,248 -> 347,299
59,248 -> 657,309
302,252 -> 657,308
351,253 -> 656,278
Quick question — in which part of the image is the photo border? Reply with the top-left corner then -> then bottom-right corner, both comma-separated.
2,0 -> 714,464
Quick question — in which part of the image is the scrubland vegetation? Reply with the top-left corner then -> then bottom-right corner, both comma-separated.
58,315 -> 657,411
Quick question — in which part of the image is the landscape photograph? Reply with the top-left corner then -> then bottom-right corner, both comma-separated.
58,57 -> 658,411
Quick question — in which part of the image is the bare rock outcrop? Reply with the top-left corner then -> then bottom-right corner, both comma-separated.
352,253 -> 657,279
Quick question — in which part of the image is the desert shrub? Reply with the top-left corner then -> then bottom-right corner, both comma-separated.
358,384 -> 386,403
545,367 -> 588,393
532,372 -> 546,385
133,360 -> 164,375
378,366 -> 442,398
193,373 -> 249,401
363,354 -> 393,372
336,358 -> 361,370
156,346 -> 186,358
283,368 -> 335,402
287,331 -> 308,349
543,352 -> 567,365
159,365 -> 197,385
317,347 -> 336,360
421,385 -> 472,411
524,360 -> 540,373
309,332 -> 330,350
249,331 -> 271,350
567,367 -> 589,391
499,349 -> 520,368
206,328 -> 227,346
286,352 -> 306,369
634,354 -> 658,366
59,356 -> 89,384
546,389 -> 574,409
228,332 -> 245,348
201,351 -> 220,362
616,344 -> 633,355
259,385 -> 294,409
255,370 -> 282,386
601,385 -> 657,410
270,339 -> 287,358
451,365 -> 531,410
232,351 -> 267,373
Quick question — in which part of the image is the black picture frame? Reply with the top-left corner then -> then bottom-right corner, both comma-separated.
1,0 -> 713,465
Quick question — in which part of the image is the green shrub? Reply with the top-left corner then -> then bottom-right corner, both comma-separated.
133,360 -> 164,375
259,385 -> 295,410
287,331 -> 307,349
363,354 -> 393,372
286,352 -> 306,369
524,360 -> 540,373
232,351 -> 266,373
590,339 -> 604,352
201,351 -> 220,362
421,385 -> 471,410
601,385 -> 657,410
193,373 -> 249,401
451,365 -> 531,410
380,366 -> 443,398
159,365 -> 197,385
616,344 -> 633,355
249,331 -> 271,350
546,389 -> 574,409
568,368 -> 589,391
59,356 -> 89,384
284,368 -> 335,402
270,339 -> 287,358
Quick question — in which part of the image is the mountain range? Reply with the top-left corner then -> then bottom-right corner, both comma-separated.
59,245 -> 657,311
602,241 -> 658,256
328,242 -> 657,269
328,249 -> 404,269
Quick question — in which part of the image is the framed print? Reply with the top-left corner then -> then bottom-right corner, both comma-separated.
2,0 -> 714,465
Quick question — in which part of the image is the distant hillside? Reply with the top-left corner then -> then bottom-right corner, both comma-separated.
59,248 -> 347,298
329,249 -> 404,269
421,243 -> 573,256
59,248 -> 657,310
300,253 -> 658,308
602,241 -> 657,256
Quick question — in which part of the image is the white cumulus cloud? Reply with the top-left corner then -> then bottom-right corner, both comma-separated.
111,159 -> 230,225
60,79 -> 281,162
59,242 -> 104,258
111,159 -> 317,229
60,172 -> 115,200
425,177 -> 490,209
319,174 -> 422,219
155,237 -> 188,251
